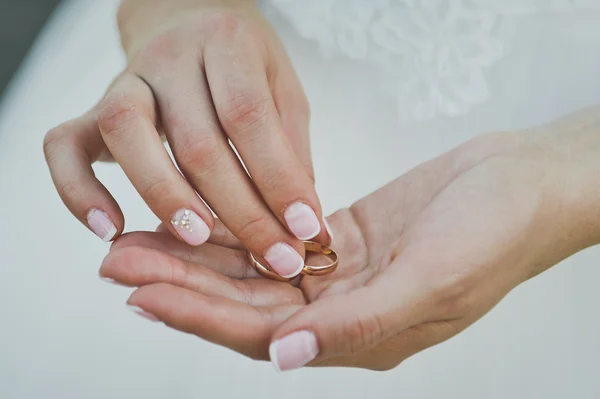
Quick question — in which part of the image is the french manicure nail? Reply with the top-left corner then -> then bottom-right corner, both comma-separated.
264,242 -> 304,278
170,209 -> 210,246
323,218 -> 334,241
87,208 -> 117,242
284,202 -> 321,240
127,305 -> 160,322
100,276 -> 128,287
269,330 -> 319,372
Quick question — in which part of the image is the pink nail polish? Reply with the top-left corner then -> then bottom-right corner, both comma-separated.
87,208 -> 117,242
323,218 -> 334,241
284,202 -> 321,240
170,209 -> 210,246
269,330 -> 319,372
127,305 -> 160,322
264,242 -> 304,278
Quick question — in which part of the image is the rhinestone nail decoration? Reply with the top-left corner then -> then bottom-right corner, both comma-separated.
171,209 -> 193,232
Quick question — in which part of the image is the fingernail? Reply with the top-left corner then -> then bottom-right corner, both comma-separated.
323,218 -> 334,241
284,202 -> 320,240
87,208 -> 117,242
269,330 -> 319,372
127,305 -> 160,322
170,209 -> 210,246
100,276 -> 127,287
264,242 -> 304,278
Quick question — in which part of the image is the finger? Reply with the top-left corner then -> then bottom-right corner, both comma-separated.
206,218 -> 244,249
97,73 -> 214,246
139,64 -> 306,279
101,246 -> 303,306
110,231 -> 254,279
204,34 -> 329,244
268,271 -> 428,372
155,223 -> 170,234
269,45 -> 314,181
43,110 -> 123,241
127,283 -> 302,360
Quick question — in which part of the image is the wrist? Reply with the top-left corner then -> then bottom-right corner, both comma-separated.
117,0 -> 257,55
522,106 -> 600,250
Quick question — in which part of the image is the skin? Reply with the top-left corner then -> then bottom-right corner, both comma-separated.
99,106 -> 600,370
42,0 -> 328,267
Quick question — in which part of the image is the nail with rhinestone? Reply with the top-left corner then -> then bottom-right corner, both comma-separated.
170,209 -> 210,246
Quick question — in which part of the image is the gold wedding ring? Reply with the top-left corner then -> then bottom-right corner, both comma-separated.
247,241 -> 339,282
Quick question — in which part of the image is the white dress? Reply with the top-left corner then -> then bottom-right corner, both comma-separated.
1,0 -> 600,397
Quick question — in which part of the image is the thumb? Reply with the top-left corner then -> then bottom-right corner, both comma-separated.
268,275 -> 424,372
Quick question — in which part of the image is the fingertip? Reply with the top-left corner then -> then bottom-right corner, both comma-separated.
87,208 -> 119,242
99,248 -> 121,278
264,242 -> 305,279
126,304 -> 161,323
284,202 -> 321,241
99,275 -> 129,287
269,339 -> 281,372
126,283 -> 181,320
99,246 -> 151,285
170,208 -> 212,246
269,330 -> 319,372
155,222 -> 170,233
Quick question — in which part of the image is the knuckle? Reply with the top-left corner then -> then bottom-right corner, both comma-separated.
176,134 -> 226,176
169,255 -> 189,287
205,11 -> 247,40
139,176 -> 175,203
342,313 -> 386,355
43,126 -> 70,161
259,167 -> 290,193
234,213 -> 271,244
57,180 -> 84,203
97,94 -> 143,136
220,92 -> 271,134
140,32 -> 183,61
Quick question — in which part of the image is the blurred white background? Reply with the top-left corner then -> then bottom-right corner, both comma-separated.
1,0 -> 600,397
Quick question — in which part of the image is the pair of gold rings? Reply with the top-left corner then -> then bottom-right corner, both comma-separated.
247,241 -> 339,282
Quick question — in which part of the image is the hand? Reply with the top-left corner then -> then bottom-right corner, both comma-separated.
43,0 -> 327,279
100,117 -> 600,371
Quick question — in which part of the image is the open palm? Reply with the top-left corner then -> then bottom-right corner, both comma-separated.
101,131 -> 590,371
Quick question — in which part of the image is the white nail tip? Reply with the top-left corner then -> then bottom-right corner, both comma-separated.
269,341 -> 282,372
279,257 -> 305,279
102,224 -> 117,242
295,226 -> 321,241
127,305 -> 159,322
100,277 -> 115,284
127,305 -> 144,313
323,218 -> 334,241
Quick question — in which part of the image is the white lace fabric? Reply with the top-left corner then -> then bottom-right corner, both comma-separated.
260,0 -> 600,121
